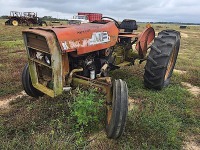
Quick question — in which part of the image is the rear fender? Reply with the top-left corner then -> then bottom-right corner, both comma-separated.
135,27 -> 155,58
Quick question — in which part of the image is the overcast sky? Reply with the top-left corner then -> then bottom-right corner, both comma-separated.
0,0 -> 200,23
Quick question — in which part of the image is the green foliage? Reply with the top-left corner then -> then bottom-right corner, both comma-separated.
70,89 -> 104,146
71,89 -> 104,128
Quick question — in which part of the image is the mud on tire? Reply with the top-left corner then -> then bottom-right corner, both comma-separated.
22,63 -> 44,98
144,30 -> 181,90
106,79 -> 128,139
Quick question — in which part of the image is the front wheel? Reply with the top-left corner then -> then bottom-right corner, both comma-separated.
106,79 -> 128,139
22,63 -> 44,98
12,19 -> 19,26
41,21 -> 47,26
144,30 -> 181,90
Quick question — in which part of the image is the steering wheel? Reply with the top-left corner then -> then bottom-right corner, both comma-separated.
101,17 -> 120,28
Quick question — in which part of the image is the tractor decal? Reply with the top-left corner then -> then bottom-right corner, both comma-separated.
89,32 -> 110,45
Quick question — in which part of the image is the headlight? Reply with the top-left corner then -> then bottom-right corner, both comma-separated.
36,52 -> 43,60
44,55 -> 51,65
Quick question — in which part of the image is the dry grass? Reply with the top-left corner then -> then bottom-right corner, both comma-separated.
0,21 -> 28,97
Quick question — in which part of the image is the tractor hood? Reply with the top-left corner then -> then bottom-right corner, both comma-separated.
23,22 -> 119,55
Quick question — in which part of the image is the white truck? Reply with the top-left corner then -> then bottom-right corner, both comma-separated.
67,12 -> 102,24
68,15 -> 89,24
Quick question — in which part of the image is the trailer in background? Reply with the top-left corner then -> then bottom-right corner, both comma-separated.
78,12 -> 102,22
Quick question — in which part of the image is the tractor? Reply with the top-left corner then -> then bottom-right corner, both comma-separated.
5,11 -> 47,26
21,17 -> 180,139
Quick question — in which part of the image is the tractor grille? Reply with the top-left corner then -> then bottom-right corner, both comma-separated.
27,33 -> 49,53
26,33 -> 53,89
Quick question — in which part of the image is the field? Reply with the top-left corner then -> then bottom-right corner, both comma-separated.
0,19 -> 199,149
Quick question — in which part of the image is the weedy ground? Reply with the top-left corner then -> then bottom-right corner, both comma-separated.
0,19 -> 199,149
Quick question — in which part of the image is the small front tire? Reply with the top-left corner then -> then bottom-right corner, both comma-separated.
106,79 -> 128,139
22,63 -> 44,98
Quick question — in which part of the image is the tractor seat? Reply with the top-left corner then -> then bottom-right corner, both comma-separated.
120,19 -> 138,32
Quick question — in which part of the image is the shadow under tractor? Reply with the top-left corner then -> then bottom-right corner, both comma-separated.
5,11 -> 47,26
21,17 -> 180,139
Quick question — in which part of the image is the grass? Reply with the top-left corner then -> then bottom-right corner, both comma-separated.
0,19 -> 200,149
109,67 -> 200,149
0,20 -> 28,97
0,89 -> 105,149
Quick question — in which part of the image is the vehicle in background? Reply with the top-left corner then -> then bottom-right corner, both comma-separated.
68,12 -> 102,24
5,11 -> 47,26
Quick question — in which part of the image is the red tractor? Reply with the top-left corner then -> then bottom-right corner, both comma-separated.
21,17 -> 180,139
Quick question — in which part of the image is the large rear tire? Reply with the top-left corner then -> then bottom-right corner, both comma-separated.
106,79 -> 128,139
144,30 -> 181,90
22,63 -> 44,98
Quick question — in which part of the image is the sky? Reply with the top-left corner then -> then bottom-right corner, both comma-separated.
0,0 -> 200,23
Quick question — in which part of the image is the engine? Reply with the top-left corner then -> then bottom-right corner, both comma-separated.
69,48 -> 114,79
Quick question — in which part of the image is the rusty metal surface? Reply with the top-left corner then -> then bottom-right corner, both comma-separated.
67,68 -> 84,84
23,29 -> 64,97
62,54 -> 70,85
28,22 -> 119,55
118,33 -> 138,38
26,33 -> 49,52
72,76 -> 112,102
135,27 -> 155,58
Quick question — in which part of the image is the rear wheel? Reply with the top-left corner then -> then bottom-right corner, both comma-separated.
27,21 -> 34,27
106,79 -> 128,139
12,20 -> 19,26
22,63 -> 44,98
144,30 -> 181,90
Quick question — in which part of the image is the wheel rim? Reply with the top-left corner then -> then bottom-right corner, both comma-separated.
42,23 -> 46,26
107,84 -> 114,125
12,20 -> 18,26
107,106 -> 112,124
164,46 -> 176,80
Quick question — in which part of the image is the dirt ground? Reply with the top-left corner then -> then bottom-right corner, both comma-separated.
0,91 -> 26,109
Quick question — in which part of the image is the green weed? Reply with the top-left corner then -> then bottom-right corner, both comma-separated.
70,89 -> 105,146
71,89 -> 104,128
